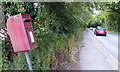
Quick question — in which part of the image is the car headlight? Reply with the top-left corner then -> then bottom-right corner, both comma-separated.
97,30 -> 99,31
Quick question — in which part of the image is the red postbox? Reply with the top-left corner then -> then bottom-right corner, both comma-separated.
7,13 -> 38,52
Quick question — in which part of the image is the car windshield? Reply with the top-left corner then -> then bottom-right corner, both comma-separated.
97,27 -> 106,30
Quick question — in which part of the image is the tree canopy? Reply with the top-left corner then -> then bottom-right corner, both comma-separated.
0,2 -> 119,70
88,2 -> 120,32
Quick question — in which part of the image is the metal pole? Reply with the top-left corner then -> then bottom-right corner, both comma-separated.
24,51 -> 33,72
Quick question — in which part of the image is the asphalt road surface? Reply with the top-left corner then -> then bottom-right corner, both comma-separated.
89,30 -> 118,61
79,30 -> 117,70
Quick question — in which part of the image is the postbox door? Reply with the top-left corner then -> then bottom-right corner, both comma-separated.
24,19 -> 37,49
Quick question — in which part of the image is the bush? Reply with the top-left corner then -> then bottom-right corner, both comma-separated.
1,2 -> 91,70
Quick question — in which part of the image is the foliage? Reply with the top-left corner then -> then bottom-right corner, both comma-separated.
1,2 -> 92,70
88,2 -> 120,32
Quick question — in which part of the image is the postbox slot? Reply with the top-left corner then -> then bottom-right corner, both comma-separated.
25,27 -> 32,29
24,19 -> 32,22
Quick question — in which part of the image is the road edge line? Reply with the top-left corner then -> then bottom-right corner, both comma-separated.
88,30 -> 118,70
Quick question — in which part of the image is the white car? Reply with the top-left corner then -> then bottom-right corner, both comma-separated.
89,27 -> 93,30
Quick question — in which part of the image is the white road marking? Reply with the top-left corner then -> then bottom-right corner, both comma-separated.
88,30 -> 118,69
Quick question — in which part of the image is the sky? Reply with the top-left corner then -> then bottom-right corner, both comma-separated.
93,8 -> 100,14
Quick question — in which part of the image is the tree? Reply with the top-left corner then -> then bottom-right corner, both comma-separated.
90,2 -> 120,32
1,2 -> 93,70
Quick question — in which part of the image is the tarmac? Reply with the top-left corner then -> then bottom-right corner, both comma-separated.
79,30 -> 118,70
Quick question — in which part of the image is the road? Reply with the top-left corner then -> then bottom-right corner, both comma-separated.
79,30 -> 118,70
89,30 -> 118,61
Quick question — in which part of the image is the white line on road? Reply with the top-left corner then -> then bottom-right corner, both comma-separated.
88,30 -> 118,70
